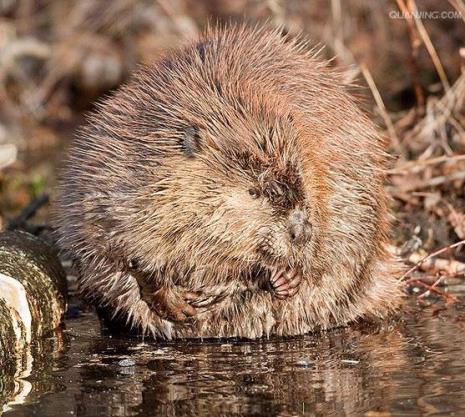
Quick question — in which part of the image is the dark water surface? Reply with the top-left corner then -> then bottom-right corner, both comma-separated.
3,298 -> 465,417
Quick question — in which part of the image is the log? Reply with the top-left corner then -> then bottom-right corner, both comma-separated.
0,231 -> 67,411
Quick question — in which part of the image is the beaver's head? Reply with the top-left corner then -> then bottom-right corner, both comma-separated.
142,93 -> 329,277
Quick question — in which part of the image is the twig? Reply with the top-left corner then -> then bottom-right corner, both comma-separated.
418,275 -> 443,298
7,194 -> 50,231
268,0 -> 286,27
405,72 -> 465,142
388,154 -> 465,175
155,0 -> 198,38
360,64 -> 402,153
331,0 -> 344,61
395,0 -> 425,109
399,240 -> 465,281
409,252 -> 465,275
410,0 -> 451,91
409,279 -> 457,302
395,170 -> 465,193
448,0 -> 465,24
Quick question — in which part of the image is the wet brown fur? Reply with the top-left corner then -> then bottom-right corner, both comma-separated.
54,25 -> 403,339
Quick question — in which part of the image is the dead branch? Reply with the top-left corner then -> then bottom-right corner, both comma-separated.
398,240 -> 465,281
6,194 -> 50,231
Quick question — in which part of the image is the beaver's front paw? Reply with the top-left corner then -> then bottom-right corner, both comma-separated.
270,267 -> 302,300
146,287 -> 202,323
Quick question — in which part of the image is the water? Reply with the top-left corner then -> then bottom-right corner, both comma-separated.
3,298 -> 465,417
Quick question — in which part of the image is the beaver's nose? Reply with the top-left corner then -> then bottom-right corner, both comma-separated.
288,209 -> 312,244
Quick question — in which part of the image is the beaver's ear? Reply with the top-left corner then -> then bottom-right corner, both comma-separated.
180,126 -> 201,157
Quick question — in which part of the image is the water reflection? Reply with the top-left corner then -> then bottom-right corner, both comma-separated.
0,330 -> 65,415
3,300 -> 465,417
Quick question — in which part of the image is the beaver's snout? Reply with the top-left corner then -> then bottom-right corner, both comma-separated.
287,209 -> 312,244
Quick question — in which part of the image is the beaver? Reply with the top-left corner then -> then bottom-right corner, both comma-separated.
55,25 -> 403,339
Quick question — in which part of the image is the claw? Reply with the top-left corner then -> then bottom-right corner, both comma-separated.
270,267 -> 302,299
273,276 -> 287,288
149,287 -> 203,323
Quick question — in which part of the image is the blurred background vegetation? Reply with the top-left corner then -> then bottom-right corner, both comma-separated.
0,0 -> 464,285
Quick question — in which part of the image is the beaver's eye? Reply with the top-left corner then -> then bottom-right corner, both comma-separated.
128,258 -> 139,270
248,188 -> 260,199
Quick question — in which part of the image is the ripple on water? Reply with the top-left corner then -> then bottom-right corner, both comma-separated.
3,298 -> 465,417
